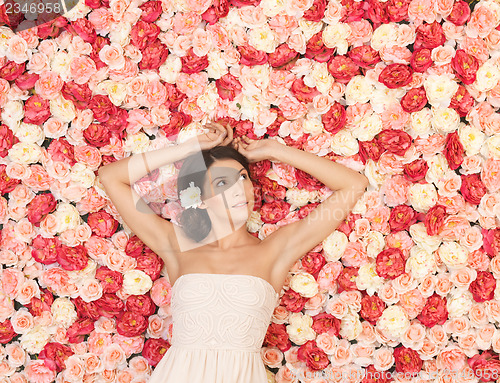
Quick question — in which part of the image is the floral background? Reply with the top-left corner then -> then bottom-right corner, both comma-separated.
0,0 -> 500,381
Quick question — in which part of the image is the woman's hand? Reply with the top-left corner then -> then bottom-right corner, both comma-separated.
192,122 -> 234,151
232,136 -> 281,163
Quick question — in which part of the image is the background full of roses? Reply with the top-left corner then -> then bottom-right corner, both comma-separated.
0,0 -> 500,382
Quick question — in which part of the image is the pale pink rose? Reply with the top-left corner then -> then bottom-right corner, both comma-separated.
38,40 -> 57,59
84,236 -> 112,262
73,146 -> 102,171
482,159 -> 500,192
79,278 -> 103,303
36,312 -> 54,329
34,71 -> 63,100
436,172 -> 461,197
485,300 -> 500,323
427,62 -> 454,76
144,80 -> 167,107
357,321 -> 377,344
101,344 -> 126,370
302,133 -> 332,156
326,297 -> 348,319
304,292 -> 327,311
443,21 -> 465,41
341,241 -> 368,268
275,365 -> 301,383
429,325 -> 448,346
176,72 -> 207,98
346,103 -> 372,128
438,215 -> 469,241
449,267 -> 477,289
288,119 -> 306,140
5,343 -> 27,367
150,277 -> 172,307
83,353 -> 103,374
147,315 -> 166,338
431,45 -> 455,66
129,356 -> 151,376
444,317 -> 470,336
1,268 -> 24,299
414,134 -> 447,158
192,28 -> 211,57
352,343 -> 375,366
435,273 -> 453,296
104,249 -> 129,273
278,94 -> 308,120
69,341 -> 87,356
10,309 -> 34,334
437,194 -> 466,215
467,249 -> 489,271
27,52 -> 50,73
380,46 -> 412,64
385,231 -> 414,259
477,324 -> 495,349
373,347 -> 394,371
7,35 -> 29,64
172,34 -> 193,57
339,290 -> 362,311
272,306 -> 289,324
383,175 -> 412,207
259,223 -> 280,239
88,8 -> 114,32
315,332 -> 338,355
126,76 -> 147,97
178,97 -> 206,121
348,20 -> 373,46
392,273 -> 418,295
330,339 -> 352,367
418,275 -> 436,298
317,262 -> 342,292
70,55 -> 98,84
378,282 -> 400,304
206,24 -> 231,50
380,103 -> 410,131
419,338 -> 439,359
488,82 -> 500,108
43,117 -> 68,139
466,5 -> 497,39
261,347 -> 283,369
437,346 -> 467,371
486,29 -> 500,52
458,332 -> 477,353
116,368 -> 136,383
310,94 -> 333,116
24,360 -> 55,383
328,82 -> 346,102
112,334 -> 144,358
461,37 -> 489,65
458,226 -> 483,252
272,162 -> 297,188
40,267 -> 70,295
399,289 -> 426,319
16,278 -> 40,305
402,322 -> 426,348
88,331 -> 113,355
351,218 -> 371,240
63,355 -> 85,382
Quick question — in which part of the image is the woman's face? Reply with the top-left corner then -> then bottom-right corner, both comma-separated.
200,159 -> 254,229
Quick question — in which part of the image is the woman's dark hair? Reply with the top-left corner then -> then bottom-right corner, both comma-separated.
176,145 -> 251,243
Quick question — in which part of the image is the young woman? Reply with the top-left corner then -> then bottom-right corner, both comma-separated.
98,122 -> 369,383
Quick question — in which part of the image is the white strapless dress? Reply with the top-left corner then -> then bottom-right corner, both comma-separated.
148,273 -> 280,383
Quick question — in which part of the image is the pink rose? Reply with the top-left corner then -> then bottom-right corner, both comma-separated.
417,293 -> 448,328
24,360 -> 56,383
415,22 -> 446,49
348,45 -> 381,69
303,0 -> 327,22
23,95 -> 50,125
461,173 -> 487,205
446,0 -> 471,25
376,248 -> 406,279
452,49 -> 479,85
327,55 -> 360,84
322,102 -> 347,135
469,271 -> 496,302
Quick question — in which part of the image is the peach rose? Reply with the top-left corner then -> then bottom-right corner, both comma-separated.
419,338 -> 439,359
444,317 -> 470,336
5,343 -> 27,367
330,339 -> 353,367
402,322 -> 426,349
101,344 -> 126,370
24,360 -> 55,383
392,273 -> 418,295
88,331 -> 113,355
326,297 -> 348,319
449,267 -> 477,289
261,347 -> 283,368
83,353 -> 103,374
429,325 -> 448,346
378,282 -> 400,305
373,347 -> 394,371
63,355 -> 85,382
476,324 -> 495,349
128,356 -> 151,376
435,273 -> 453,296
436,346 -> 467,371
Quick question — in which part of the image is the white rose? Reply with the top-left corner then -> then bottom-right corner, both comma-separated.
302,116 -> 324,135
1,100 -> 24,131
409,223 -> 442,253
123,132 -> 151,154
356,262 -> 384,296
8,142 -> 42,164
330,130 -> 359,156
159,55 -> 182,84
197,82 -> 219,114
307,61 -> 334,94
364,159 -> 388,189
206,51 -> 228,80
70,163 -> 96,189
51,297 -> 78,328
409,108 -> 433,137
20,325 -> 50,354
351,114 -> 383,141
459,124 -> 485,156
474,61 -> 500,92
447,287 -> 473,317
239,64 -> 271,97
339,309 -> 363,340
50,95 -> 76,123
50,51 -> 71,80
431,107 -> 460,134
286,312 -> 316,345
248,24 -> 279,53
53,203 -> 81,233
483,135 -> 500,160
407,183 -> 438,213
0,26 -> 15,56
345,75 -> 374,105
63,0 -> 91,21
289,272 -> 319,298
437,241 -> 469,270
361,231 -> 386,258
424,74 -> 459,108
95,80 -> 127,106
246,210 -> 264,233
377,305 -> 410,339
322,22 -> 351,54
261,0 -> 285,17
406,246 -> 437,280
15,123 -> 45,145
108,22 -> 132,47
425,154 -> 451,185
323,231 -> 348,262
286,187 -> 316,209
371,23 -> 398,51
298,19 -> 323,41
122,270 -> 153,295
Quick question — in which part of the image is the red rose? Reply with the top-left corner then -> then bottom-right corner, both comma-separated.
229,0 -> 261,7
181,48 -> 209,74
130,20 -> 160,50
450,85 -> 474,117
452,49 -> 479,85
376,248 -> 406,279
260,200 -> 290,223
446,0 -> 471,26
290,77 -> 320,104
103,108 -> 128,138
136,253 -> 164,281
66,18 -> 97,43
62,81 -> 92,110
83,124 -> 111,148
303,0 -> 327,21
163,82 -> 188,108
483,228 -> 500,258
468,351 -> 500,383
0,60 -> 25,81
0,124 -> 19,158
215,73 -> 242,101
161,111 -> 190,140
67,318 -> 95,343
238,44 -> 268,66
417,293 -> 448,327
360,294 -> 386,325
87,210 -> 119,238
143,338 -> 170,367
386,0 -> 410,22
322,102 -> 347,135
268,43 -> 300,68
72,296 -> 101,320
337,213 -> 362,237
298,340 -> 330,370
341,0 -> 364,22
14,72 -> 40,91
328,55 -> 360,84
358,139 -> 383,164
337,267 -> 358,292
95,293 -> 125,318
415,22 -> 446,49
348,45 -> 381,69
264,323 -> 292,352
36,17 -> 67,39
401,87 -> 428,113
31,235 -> 60,264
443,131 -> 464,170
301,252 -> 326,277
26,193 -> 57,227
27,289 -> 54,317
403,158 -> 429,182
469,271 -> 496,302
260,177 -> 287,202
126,294 -> 156,316
90,36 -> 110,70
116,311 -> 148,337
376,129 -> 412,156
296,169 -> 324,191
249,160 -> 271,179
139,40 -> 169,70
39,342 -> 74,372
298,203 -> 320,219
424,204 -> 447,236
88,94 -> 116,123
0,319 -> 16,344
202,0 -> 229,24
394,346 -> 423,376
281,288 -> 308,312
125,235 -> 148,258
461,173 -> 487,205
311,312 -> 341,336
389,204 -> 417,232
95,266 -> 123,293
378,63 -> 413,89
57,245 -> 89,271
410,48 -> 433,73
23,95 -> 50,125
139,1 -> 162,22
305,32 -> 335,62
0,164 -> 20,194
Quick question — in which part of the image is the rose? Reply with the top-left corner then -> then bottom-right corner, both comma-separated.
72,297 -> 100,321
379,64 -> 413,89
269,43 -> 300,67
61,82 -> 92,110
0,125 -> 18,158
322,102 -> 347,135
348,45 -> 381,69
446,0 -> 471,25
305,32 -> 335,62
139,0 -> 162,22
303,0 -> 327,22
290,78 -> 321,103
358,139 -> 384,164
125,235 -> 148,258
366,0 -> 390,26
388,205 -> 418,232
468,351 -> 500,382
181,48 -> 209,74
401,87 -> 428,113
38,342 -> 74,372
460,173 -> 487,205
88,95 -> 116,124
387,0 -> 411,22
23,95 -> 50,125
452,50 -> 479,85
410,48 -> 433,73
27,289 -> 54,317
26,194 -> 57,227
298,340 -> 330,370
136,253 -> 163,281
417,293 -> 448,327
469,271 -> 496,302
403,158 -> 429,183
139,40 -> 169,70
0,61 -> 25,81
66,318 -> 95,343
130,20 -> 160,50
0,165 -> 21,194
376,248 -> 406,279
202,0 -> 230,24
67,19 -> 97,43
264,323 -> 292,352
424,204 -> 447,236
95,266 -> 123,293
142,338 -> 170,367
260,178 -> 287,202
376,129 -> 412,156
342,0 -> 364,22
483,228 -> 500,258
31,235 -> 59,264
415,22 -> 446,49
56,245 -> 89,271
83,124 -> 111,148
87,210 -> 119,238
449,85 -> 474,117
102,108 -> 128,137
126,294 -> 156,316
443,131 -> 464,170
237,44 -> 268,66
394,346 -> 423,376
311,312 -> 341,336
95,293 -> 125,318
281,289 -> 308,312
0,319 -> 16,344
328,56 -> 360,84
359,295 -> 386,325
215,73 -> 242,101
116,311 -> 148,337
337,267 -> 359,292
90,36 -> 111,70
296,169 -> 324,191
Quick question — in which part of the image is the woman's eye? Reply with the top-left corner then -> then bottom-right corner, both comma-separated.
240,174 -> 247,180
216,180 -> 226,187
